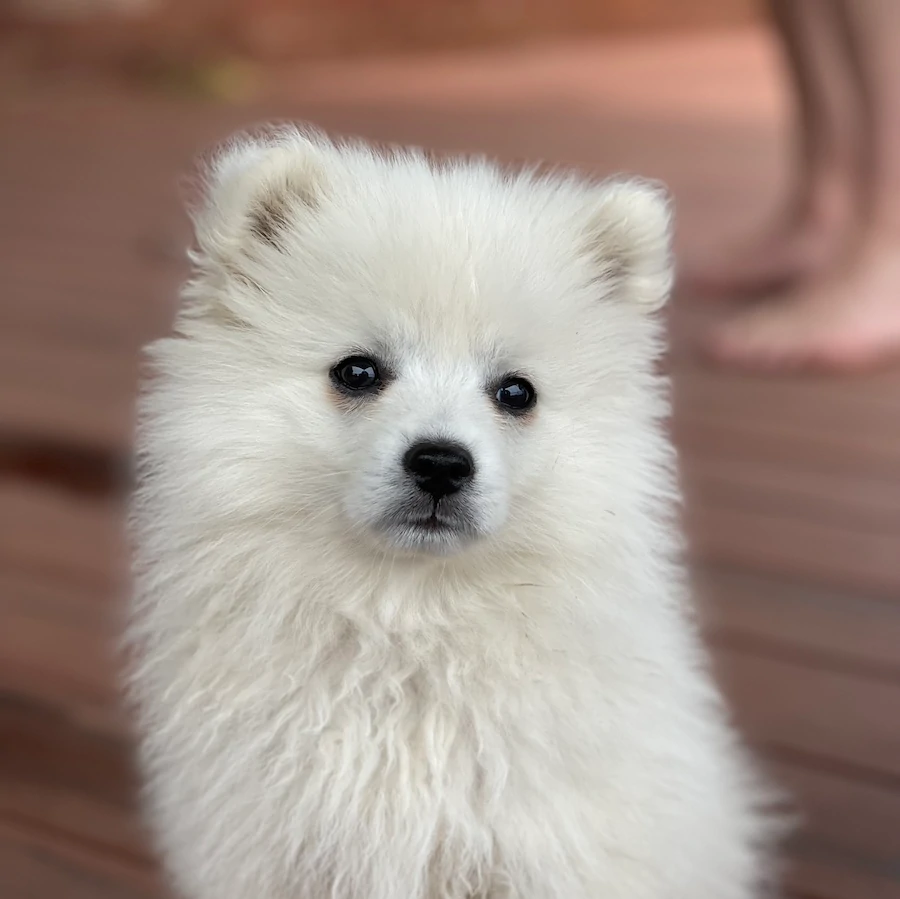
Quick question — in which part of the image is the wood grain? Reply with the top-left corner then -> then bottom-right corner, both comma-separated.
2,27 -> 899,899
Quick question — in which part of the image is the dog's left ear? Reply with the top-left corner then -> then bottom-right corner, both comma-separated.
583,178 -> 674,312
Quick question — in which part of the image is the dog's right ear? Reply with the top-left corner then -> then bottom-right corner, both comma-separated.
190,126 -> 329,261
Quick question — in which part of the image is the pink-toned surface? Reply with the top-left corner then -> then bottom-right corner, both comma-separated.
2,28 -> 899,899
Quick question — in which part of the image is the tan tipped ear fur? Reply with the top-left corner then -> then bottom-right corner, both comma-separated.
584,177 -> 674,311
191,125 -> 329,259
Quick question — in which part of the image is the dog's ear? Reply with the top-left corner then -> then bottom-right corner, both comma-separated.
190,126 -> 328,259
583,177 -> 674,312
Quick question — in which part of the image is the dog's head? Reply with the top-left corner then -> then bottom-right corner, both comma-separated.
148,127 -> 673,563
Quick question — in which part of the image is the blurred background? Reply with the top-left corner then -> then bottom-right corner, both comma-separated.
1,2 -> 899,898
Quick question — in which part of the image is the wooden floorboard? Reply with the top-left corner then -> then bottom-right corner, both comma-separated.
0,697 -> 143,854
2,28 -> 899,899
775,761 -> 900,865
717,649 -> 900,781
784,851 -> 900,899
698,566 -> 900,677
0,818 -> 163,899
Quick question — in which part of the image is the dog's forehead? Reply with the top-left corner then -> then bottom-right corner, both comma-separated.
335,235 -> 585,376
274,163 -> 599,366
327,164 -> 584,297
348,218 -> 579,331
365,262 -> 567,368
388,319 -> 504,371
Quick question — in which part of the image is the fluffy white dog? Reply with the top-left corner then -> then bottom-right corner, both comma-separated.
126,126 -> 779,899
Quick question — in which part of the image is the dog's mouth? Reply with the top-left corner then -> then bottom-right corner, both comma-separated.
408,509 -> 458,531
378,500 -> 480,553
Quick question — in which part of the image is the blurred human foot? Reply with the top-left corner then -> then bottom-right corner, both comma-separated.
690,223 -> 835,298
689,178 -> 853,298
704,236 -> 900,372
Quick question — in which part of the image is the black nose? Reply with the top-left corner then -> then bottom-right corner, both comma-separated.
403,442 -> 475,500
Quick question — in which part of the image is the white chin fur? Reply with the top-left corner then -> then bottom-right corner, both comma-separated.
375,516 -> 485,556
380,524 -> 472,556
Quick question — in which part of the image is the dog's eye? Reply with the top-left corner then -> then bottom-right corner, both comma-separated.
332,356 -> 381,392
495,376 -> 536,413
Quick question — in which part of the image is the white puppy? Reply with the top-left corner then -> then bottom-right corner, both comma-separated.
126,126 -> 780,899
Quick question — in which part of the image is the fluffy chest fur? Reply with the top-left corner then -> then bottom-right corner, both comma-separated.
131,551 -> 759,899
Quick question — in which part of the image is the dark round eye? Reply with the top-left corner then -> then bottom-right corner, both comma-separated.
495,376 -> 536,413
332,356 -> 381,392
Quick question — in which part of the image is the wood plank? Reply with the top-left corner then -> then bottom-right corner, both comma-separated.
715,648 -> 900,780
697,566 -> 900,676
0,438 -> 127,496
0,332 -> 138,453
0,818 -> 163,899
773,761 -> 900,867
0,481 -> 126,733
784,852 -> 900,899
5,0 -> 762,72
1,783 -> 149,871
0,696 -> 135,808
673,360 -> 900,479
686,500 -> 900,599
0,604 -> 123,736
0,569 -> 115,628
681,456 -> 900,534
0,696 -> 144,859
672,356 -> 900,595
0,601 -> 117,701
0,480 -> 123,590
675,408 -> 900,483
3,255 -> 178,347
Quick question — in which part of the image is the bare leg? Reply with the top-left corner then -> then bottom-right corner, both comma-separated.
707,0 -> 900,371
693,0 -> 861,296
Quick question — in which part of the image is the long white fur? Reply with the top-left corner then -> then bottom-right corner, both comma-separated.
126,125 -> 781,899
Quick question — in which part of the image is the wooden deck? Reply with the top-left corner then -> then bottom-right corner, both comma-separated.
1,29 -> 899,899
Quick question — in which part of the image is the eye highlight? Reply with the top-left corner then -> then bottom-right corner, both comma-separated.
331,356 -> 382,393
494,375 -> 537,414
